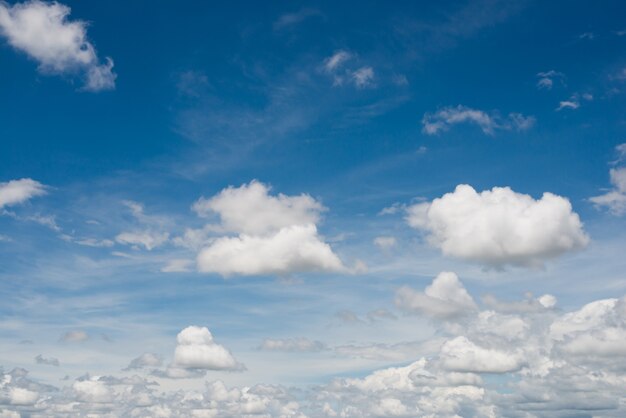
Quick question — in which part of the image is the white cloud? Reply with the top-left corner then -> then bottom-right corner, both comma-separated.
0,0 -> 116,91
259,337 -> 326,352
115,230 -> 169,251
164,326 -> 242,377
536,70 -> 564,90
439,336 -> 525,373
406,184 -> 589,268
590,167 -> 626,215
197,224 -> 345,276
323,50 -> 351,72
194,181 -> 347,277
556,99 -> 579,111
395,272 -> 477,319
0,178 -> 46,209
422,105 -> 535,135
351,66 -> 375,88
192,180 -> 324,236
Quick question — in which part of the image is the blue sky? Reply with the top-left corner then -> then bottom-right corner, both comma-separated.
1,0 -> 626,416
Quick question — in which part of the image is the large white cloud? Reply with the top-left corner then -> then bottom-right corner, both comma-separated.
406,184 -> 589,268
0,0 -> 115,91
0,178 -> 46,209
395,272 -> 477,319
193,181 -> 347,276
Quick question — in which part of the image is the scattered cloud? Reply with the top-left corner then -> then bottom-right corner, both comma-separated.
422,105 -> 535,135
0,0 -> 116,91
406,184 -> 589,268
0,178 -> 46,209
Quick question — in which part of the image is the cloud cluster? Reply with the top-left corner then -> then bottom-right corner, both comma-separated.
194,180 -> 347,276
421,105 -> 535,135
0,178 -> 46,209
314,275 -> 626,417
0,0 -> 116,91
2,282 -> 626,416
406,184 -> 589,268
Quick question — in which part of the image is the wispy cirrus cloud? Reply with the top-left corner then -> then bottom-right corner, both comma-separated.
421,105 -> 535,135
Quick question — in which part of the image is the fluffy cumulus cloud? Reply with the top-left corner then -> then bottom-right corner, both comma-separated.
0,178 -> 46,209
1,285 -> 626,416
406,184 -> 589,268
194,180 -> 347,276
160,326 -> 242,378
422,105 -> 535,135
395,272 -> 477,319
0,0 -> 116,91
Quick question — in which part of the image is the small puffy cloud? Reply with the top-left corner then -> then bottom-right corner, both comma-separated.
556,99 -> 579,111
163,326 -> 242,378
422,105 -> 535,135
258,338 -> 326,352
373,236 -> 397,250
34,354 -> 59,366
590,167 -> 626,215
194,181 -> 347,277
536,70 -> 564,90
0,178 -> 46,209
124,353 -> 163,371
395,272 -> 477,319
115,230 -> 169,251
406,184 -> 589,268
8,387 -> 39,405
0,0 -> 116,91
322,50 -> 376,89
60,330 -> 88,342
